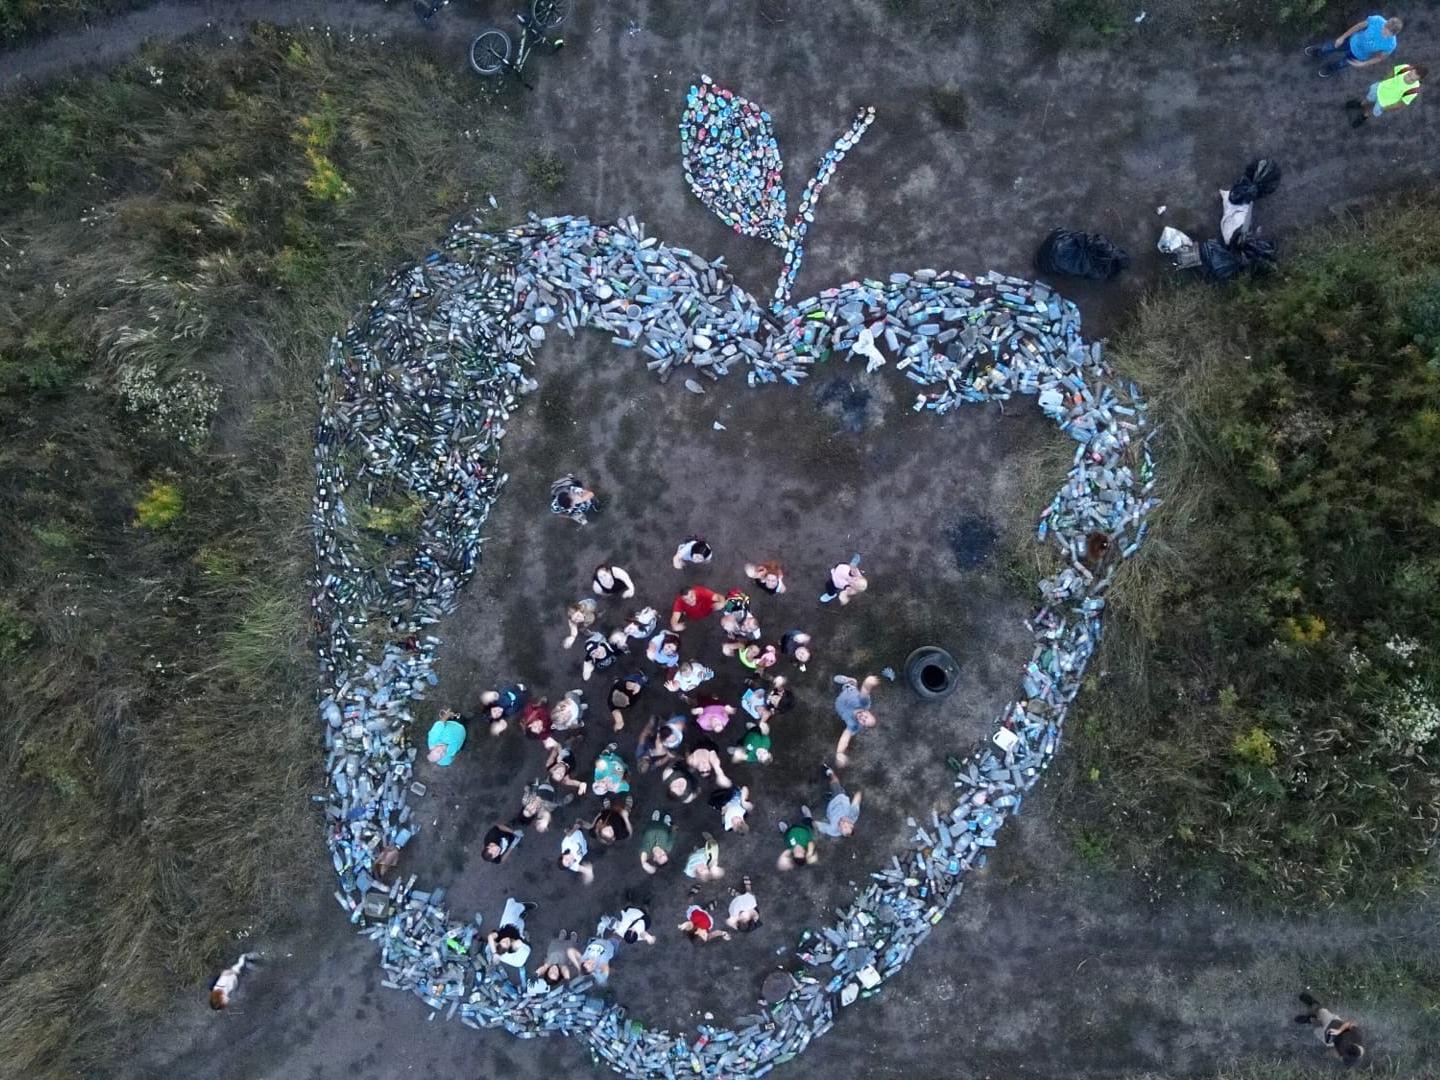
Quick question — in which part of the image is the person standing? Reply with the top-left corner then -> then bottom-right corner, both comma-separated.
1294,992 -> 1366,1066
549,475 -> 599,524
672,536 -> 714,569
832,673 -> 881,767
819,558 -> 867,605
1305,14 -> 1402,77
670,585 -> 726,631
1347,63 -> 1426,124
426,708 -> 468,766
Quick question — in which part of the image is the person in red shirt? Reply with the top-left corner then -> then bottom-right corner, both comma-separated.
678,903 -> 730,943
670,585 -> 725,631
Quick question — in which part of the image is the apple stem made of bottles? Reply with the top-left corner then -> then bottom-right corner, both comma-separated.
313,80 -> 1156,1078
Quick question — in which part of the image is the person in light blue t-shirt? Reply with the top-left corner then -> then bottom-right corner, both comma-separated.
426,708 -> 468,766
1306,14 -> 1402,78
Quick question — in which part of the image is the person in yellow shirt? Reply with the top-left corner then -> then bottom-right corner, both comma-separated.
1346,63 -> 1426,125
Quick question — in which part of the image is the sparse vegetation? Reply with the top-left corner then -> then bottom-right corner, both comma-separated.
1061,198 -> 1440,908
525,150 -> 569,195
927,85 -> 968,130
0,26 -> 520,1079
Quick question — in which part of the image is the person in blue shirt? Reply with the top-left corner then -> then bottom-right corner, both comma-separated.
1306,14 -> 1403,78
426,708 -> 468,766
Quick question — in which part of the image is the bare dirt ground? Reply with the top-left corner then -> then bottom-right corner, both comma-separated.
7,1 -> 1439,1077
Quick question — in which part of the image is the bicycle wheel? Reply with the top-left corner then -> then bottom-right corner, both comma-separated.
530,0 -> 570,30
469,29 -> 513,75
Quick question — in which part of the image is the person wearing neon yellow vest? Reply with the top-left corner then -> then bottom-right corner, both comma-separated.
1347,63 -> 1427,125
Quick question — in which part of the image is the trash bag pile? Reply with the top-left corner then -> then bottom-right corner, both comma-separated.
1034,229 -> 1131,281
1160,157 -> 1283,282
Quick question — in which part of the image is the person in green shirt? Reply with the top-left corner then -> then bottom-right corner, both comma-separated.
775,812 -> 817,871
638,809 -> 676,874
1347,63 -> 1426,125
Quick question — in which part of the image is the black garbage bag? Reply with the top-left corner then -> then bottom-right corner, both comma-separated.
1200,239 -> 1244,281
1034,229 -> 1131,281
1241,235 -> 1278,267
1244,158 -> 1282,199
1227,158 -> 1283,205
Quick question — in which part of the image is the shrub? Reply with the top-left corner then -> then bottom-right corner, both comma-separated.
134,478 -> 184,529
928,85 -> 968,130
1067,198 -> 1440,907
525,151 -> 568,195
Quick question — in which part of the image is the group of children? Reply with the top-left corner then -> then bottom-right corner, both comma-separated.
429,513 -> 883,985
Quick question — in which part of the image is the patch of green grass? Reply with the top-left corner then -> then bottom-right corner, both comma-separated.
928,85 -> 968,130
0,25 -> 523,1079
525,151 -> 569,196
1053,197 -> 1440,910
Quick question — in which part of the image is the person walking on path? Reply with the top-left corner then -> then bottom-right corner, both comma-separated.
426,708 -> 468,766
819,558 -> 867,605
1294,992 -> 1366,1065
479,682 -> 528,735
672,535 -> 714,569
833,673 -> 881,767
1347,63 -> 1425,124
549,475 -> 599,524
670,584 -> 726,631
639,809 -> 677,873
725,876 -> 761,932
592,563 -> 635,598
1306,14 -> 1402,78
486,898 -> 536,972
810,765 -> 863,839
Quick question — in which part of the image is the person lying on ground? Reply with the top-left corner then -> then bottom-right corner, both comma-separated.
590,797 -> 634,846
725,876 -> 761,932
545,745 -> 588,798
482,822 -> 524,864
516,780 -> 557,832
693,699 -> 736,734
810,765 -> 863,839
522,700 -> 559,750
661,762 -> 699,804
683,831 -> 725,881
686,739 -> 734,789
711,784 -> 753,833
665,659 -> 716,697
646,629 -> 682,669
479,682 -> 528,735
549,689 -> 587,736
833,673 -> 881,768
679,903 -> 731,943
580,936 -> 617,985
592,563 -> 635,598
426,708 -> 468,766
776,812 -> 818,871
672,535 -> 714,569
486,898 -> 535,970
670,584 -> 725,631
730,718 -> 774,765
536,929 -> 582,987
639,809 -> 677,874
599,905 -> 657,945
591,744 -> 632,799
559,823 -> 595,885
779,629 -> 812,672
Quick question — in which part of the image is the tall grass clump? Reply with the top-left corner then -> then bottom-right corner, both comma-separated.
0,25 -> 520,1079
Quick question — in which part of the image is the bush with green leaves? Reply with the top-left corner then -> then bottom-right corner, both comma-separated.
1066,198 -> 1440,908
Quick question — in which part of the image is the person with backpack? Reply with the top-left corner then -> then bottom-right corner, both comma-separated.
1346,63 -> 1426,124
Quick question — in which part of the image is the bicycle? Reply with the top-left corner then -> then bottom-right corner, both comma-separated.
470,0 -> 570,87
